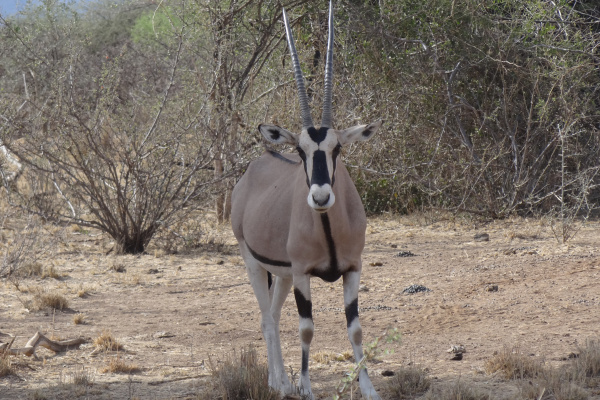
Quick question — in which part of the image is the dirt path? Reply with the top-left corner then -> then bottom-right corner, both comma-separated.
1,215 -> 599,399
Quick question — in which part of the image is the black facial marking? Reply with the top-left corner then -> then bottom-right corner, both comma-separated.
345,298 -> 359,327
296,147 -> 309,187
362,128 -> 372,138
294,288 -> 313,320
311,150 -> 331,186
331,143 -> 341,186
307,126 -> 329,144
247,243 -> 292,267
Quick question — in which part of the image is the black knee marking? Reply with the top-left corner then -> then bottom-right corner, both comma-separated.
345,298 -> 359,327
301,348 -> 309,374
294,288 -> 312,320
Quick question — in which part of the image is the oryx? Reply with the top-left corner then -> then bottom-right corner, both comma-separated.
231,2 -> 382,398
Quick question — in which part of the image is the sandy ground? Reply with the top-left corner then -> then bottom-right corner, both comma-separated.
1,213 -> 599,399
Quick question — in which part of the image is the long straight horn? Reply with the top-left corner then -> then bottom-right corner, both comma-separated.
320,0 -> 334,128
282,8 -> 313,129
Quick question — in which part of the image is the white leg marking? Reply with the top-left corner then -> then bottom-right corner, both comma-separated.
343,270 -> 381,400
240,243 -> 292,395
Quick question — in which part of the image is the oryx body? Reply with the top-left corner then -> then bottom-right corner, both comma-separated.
231,2 -> 382,399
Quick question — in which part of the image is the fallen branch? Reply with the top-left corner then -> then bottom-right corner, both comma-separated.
0,332 -> 86,357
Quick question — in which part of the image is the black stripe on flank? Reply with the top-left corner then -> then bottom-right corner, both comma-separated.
294,288 -> 313,320
247,243 -> 292,267
345,298 -> 359,327
268,150 -> 300,165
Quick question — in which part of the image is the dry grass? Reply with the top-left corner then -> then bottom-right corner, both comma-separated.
13,262 -> 62,279
93,331 -> 124,352
0,351 -> 14,377
73,313 -> 86,325
484,347 -> 544,380
101,356 -> 140,374
423,378 -> 492,400
312,351 -> 353,364
24,287 -> 70,311
387,366 -> 431,399
572,339 -> 600,382
519,369 -> 588,400
201,347 -> 280,400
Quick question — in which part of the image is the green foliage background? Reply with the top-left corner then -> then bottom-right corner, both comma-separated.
0,0 -> 599,249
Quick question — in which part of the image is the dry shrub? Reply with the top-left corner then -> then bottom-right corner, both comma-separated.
387,366 -> 431,399
101,356 -> 140,374
484,348 -> 543,380
204,347 -> 280,400
93,331 -> 123,352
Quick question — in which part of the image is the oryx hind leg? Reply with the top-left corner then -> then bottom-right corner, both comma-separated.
343,270 -> 381,400
240,242 -> 292,394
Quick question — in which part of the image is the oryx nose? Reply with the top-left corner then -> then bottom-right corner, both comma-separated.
313,194 -> 330,207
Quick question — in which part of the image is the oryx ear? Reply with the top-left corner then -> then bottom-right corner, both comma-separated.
258,124 -> 299,145
338,120 -> 382,145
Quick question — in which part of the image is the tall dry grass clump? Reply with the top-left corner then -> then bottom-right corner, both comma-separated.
484,347 -> 543,380
93,331 -> 123,352
0,351 -> 14,377
101,356 -> 140,374
572,339 -> 600,382
203,347 -> 280,400
387,366 -> 431,399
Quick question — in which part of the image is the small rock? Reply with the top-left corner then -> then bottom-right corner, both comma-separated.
396,250 -> 416,257
450,352 -> 463,361
153,331 -> 175,339
390,244 -> 398,249
359,285 -> 369,292
474,233 -> 490,242
447,345 -> 466,354
402,284 -> 431,294
369,262 -> 383,267
485,284 -> 499,292
147,268 -> 160,274
381,370 -> 395,377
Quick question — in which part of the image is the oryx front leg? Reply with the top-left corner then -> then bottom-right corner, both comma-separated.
242,247 -> 291,394
293,275 -> 314,399
343,270 -> 381,400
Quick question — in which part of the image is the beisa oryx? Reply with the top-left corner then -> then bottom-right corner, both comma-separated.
231,2 -> 382,398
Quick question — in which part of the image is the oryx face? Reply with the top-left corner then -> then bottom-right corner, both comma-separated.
298,127 -> 340,211
258,121 -> 380,213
